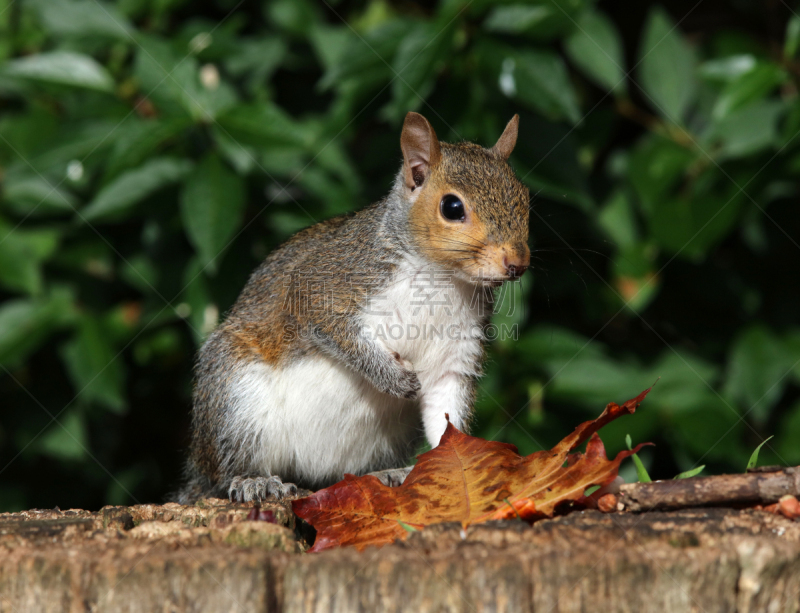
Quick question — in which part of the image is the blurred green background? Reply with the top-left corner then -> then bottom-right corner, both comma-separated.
1,0 -> 799,512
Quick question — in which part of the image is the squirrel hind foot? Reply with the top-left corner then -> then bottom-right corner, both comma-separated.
228,475 -> 299,502
368,465 -> 414,487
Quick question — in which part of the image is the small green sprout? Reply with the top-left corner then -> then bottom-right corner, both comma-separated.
674,466 -> 705,479
626,434 -> 652,483
504,498 -> 523,521
746,436 -> 774,472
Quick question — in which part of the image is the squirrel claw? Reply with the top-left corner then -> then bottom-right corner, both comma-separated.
228,475 -> 298,502
389,352 -> 421,399
395,369 -> 421,399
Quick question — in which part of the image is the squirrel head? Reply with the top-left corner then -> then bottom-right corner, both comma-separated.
398,112 -> 530,287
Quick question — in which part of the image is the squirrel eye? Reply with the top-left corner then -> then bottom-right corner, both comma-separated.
440,194 -> 465,222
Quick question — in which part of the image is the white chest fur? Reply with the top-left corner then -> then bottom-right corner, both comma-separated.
361,258 -> 485,443
361,257 -> 485,384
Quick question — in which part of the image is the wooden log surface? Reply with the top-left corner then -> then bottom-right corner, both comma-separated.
618,466 -> 800,512
1,499 -> 800,612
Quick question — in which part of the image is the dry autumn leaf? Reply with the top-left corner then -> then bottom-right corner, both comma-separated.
293,387 -> 653,551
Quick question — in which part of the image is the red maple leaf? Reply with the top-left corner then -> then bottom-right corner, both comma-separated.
293,388 -> 652,551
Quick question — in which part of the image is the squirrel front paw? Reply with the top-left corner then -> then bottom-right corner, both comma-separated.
228,475 -> 298,502
383,352 -> 421,399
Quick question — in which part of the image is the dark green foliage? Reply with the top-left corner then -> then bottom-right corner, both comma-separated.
1,0 -> 799,511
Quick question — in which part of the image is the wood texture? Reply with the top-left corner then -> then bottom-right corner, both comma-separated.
2,501 -> 800,612
618,466 -> 800,512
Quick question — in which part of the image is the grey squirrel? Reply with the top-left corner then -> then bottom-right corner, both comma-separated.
176,112 -> 530,503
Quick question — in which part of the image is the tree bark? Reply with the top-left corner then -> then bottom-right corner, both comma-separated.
617,466 -> 800,512
2,501 -> 800,612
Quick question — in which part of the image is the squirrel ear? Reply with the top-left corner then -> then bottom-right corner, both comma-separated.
491,114 -> 519,160
401,112 -> 441,190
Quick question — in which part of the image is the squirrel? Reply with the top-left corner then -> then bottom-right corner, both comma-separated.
175,112 -> 530,503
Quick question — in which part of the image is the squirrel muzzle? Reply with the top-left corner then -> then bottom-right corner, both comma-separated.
475,242 -> 530,285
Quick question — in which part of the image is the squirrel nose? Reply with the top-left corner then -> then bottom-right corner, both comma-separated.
503,246 -> 530,280
503,256 -> 528,279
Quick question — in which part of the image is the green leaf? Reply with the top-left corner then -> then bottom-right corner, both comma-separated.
103,117 -> 193,181
316,19 -> 407,92
134,36 -> 237,121
785,330 -> 800,383
133,328 -> 182,366
515,326 -> 605,363
0,107 -> 60,159
211,126 -> 256,175
648,188 -> 743,260
133,36 -> 194,118
724,326 -> 795,425
785,15 -> 800,59
397,520 -> 419,533
638,7 -> 696,123
640,351 -> 721,415
597,190 -> 638,248
711,63 -> 787,121
3,120 -> 119,180
180,154 -> 246,273
746,436 -> 774,471
2,174 -> 78,216
2,51 -> 114,92
625,434 -> 652,483
629,137 -> 745,259
309,24 -> 353,76
225,37 -> 286,94
629,451 -> 653,484
82,157 -> 193,221
28,0 -> 133,39
484,5 -> 553,35
483,1 -> 586,41
216,103 -> 310,149
698,55 -> 756,82
674,466 -> 704,479
266,0 -> 320,36
627,135 -> 695,214
387,21 -> 456,120
546,353 -> 650,408
583,485 -> 601,496
0,222 -> 60,294
491,272 -> 531,348
706,100 -> 784,160
499,49 -> 581,123
777,401 -> 800,464
565,9 -> 626,93
507,112 -> 592,210
60,317 -> 126,412
674,398 -> 747,462
38,409 -> 88,461
119,255 -> 159,294
0,289 -> 75,368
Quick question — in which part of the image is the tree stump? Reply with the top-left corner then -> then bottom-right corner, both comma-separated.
1,501 -> 799,612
